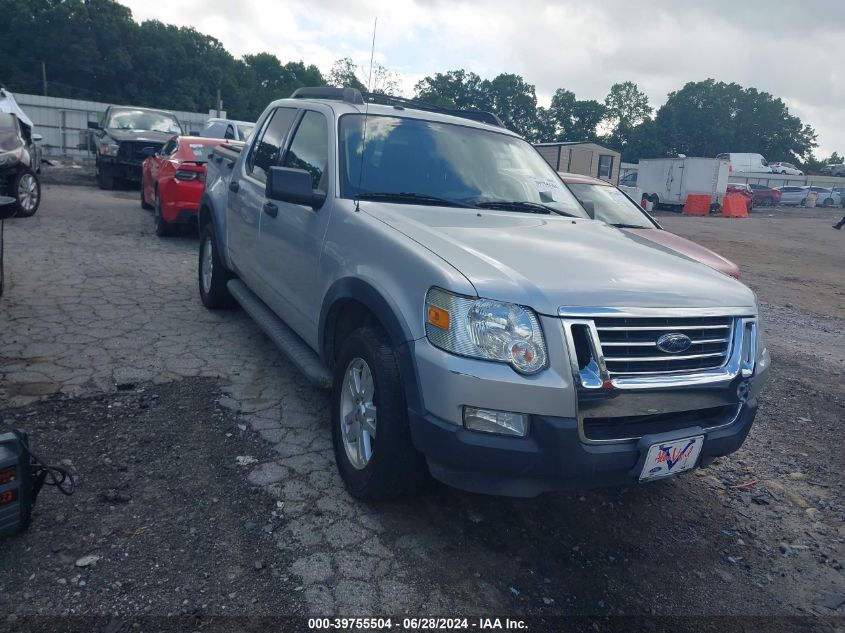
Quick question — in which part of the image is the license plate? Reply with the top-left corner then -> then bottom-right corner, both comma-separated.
639,435 -> 704,481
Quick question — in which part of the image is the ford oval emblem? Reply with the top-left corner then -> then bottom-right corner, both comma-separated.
656,332 -> 693,354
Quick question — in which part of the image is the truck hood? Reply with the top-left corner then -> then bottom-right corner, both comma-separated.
104,129 -> 173,144
362,203 -> 757,316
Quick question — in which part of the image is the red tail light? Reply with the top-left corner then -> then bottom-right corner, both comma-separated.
174,165 -> 206,181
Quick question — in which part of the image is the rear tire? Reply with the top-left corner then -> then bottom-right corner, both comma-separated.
154,189 -> 175,237
140,180 -> 153,210
198,222 -> 235,309
331,327 -> 428,500
12,169 -> 40,217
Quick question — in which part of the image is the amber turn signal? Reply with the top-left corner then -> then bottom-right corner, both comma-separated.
427,304 -> 450,330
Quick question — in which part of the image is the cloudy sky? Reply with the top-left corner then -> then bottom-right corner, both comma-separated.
120,0 -> 844,156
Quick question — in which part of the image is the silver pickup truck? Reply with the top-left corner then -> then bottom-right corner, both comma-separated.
198,87 -> 770,499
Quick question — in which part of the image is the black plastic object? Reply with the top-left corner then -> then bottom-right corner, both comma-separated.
0,430 -> 37,537
289,86 -> 505,128
291,87 -> 365,105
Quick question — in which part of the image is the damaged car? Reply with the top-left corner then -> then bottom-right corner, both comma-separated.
0,101 -> 41,217
91,105 -> 183,190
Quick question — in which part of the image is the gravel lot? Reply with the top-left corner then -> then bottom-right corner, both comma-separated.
0,186 -> 842,628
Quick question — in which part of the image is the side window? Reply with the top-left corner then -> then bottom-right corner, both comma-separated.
247,107 -> 298,183
283,111 -> 329,192
160,139 -> 177,156
224,125 -> 235,140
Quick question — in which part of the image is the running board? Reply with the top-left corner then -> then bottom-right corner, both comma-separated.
226,279 -> 332,388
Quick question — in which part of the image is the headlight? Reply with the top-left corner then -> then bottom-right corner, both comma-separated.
99,142 -> 119,156
0,149 -> 22,166
425,287 -> 548,374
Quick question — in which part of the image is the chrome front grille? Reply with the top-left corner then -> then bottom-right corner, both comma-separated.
593,316 -> 734,375
559,307 -> 760,444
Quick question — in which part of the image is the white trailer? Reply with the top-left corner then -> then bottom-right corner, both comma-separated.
637,157 -> 730,209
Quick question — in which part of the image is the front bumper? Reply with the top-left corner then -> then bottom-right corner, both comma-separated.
410,400 -> 757,497
98,156 -> 143,182
407,310 -> 768,497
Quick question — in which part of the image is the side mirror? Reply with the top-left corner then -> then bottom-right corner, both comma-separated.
0,196 -> 16,220
580,200 -> 595,219
87,121 -> 101,130
32,133 -> 43,142
266,166 -> 325,209
141,146 -> 157,157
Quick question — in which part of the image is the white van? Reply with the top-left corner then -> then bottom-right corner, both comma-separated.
716,153 -> 773,174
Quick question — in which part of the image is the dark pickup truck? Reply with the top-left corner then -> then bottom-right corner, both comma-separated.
91,105 -> 184,189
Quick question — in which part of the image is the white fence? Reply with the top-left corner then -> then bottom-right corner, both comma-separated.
14,93 -> 214,158
726,171 -> 845,188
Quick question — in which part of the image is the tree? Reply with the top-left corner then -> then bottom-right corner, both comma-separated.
369,64 -> 401,95
604,81 -> 652,150
328,58 -> 366,91
541,89 -> 606,142
479,73 -> 538,139
653,79 -> 817,162
802,151 -> 843,174
414,69 -> 487,109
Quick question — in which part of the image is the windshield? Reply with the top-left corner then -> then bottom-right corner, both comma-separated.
186,141 -> 217,162
566,183 -> 655,228
237,123 -> 254,140
106,108 -> 182,134
339,114 -> 586,217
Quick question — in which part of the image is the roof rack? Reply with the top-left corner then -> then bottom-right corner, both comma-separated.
361,92 -> 504,128
291,87 -> 364,105
290,86 -> 504,128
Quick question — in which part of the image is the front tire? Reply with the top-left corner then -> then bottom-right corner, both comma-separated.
198,222 -> 235,309
96,160 -> 114,190
12,169 -> 40,217
331,327 -> 428,500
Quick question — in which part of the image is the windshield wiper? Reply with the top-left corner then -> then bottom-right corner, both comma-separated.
356,191 -> 477,209
608,222 -> 650,229
475,200 -> 578,218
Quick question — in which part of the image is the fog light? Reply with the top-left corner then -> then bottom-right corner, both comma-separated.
463,407 -> 528,437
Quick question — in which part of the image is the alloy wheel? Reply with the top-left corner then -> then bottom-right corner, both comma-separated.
201,236 -> 213,295
339,357 -> 377,470
18,173 -> 38,213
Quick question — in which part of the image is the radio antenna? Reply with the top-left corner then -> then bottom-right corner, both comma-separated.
355,17 -> 377,212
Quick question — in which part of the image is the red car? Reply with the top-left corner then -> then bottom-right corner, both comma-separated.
140,136 -> 226,236
748,183 -> 781,207
559,172 -> 741,279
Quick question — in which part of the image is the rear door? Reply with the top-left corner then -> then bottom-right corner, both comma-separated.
256,108 -> 332,342
227,106 -> 299,292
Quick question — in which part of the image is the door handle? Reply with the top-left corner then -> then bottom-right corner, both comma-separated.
229,180 -> 240,193
263,202 -> 278,218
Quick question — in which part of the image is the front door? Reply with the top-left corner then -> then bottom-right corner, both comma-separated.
227,106 -> 298,292
257,109 -> 332,343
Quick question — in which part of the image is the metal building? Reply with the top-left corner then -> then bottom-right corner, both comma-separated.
534,141 -> 621,184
